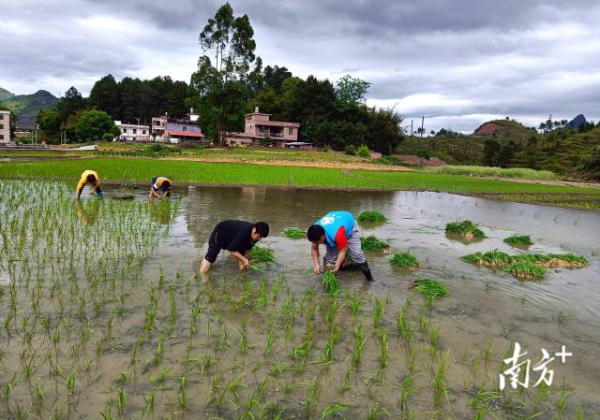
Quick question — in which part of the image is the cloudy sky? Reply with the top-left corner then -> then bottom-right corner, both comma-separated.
2,0 -> 600,133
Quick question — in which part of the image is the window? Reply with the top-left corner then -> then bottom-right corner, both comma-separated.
0,114 -> 4,120
133,129 -> 137,134
288,127 -> 293,135
0,124 -> 4,129
122,128 -> 127,133
142,130 -> 146,135
182,126 -> 187,131
0,134 -> 4,140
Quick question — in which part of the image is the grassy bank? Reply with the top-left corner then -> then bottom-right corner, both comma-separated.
1,158 -> 600,209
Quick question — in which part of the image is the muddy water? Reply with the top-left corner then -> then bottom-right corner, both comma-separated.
3,182 -> 600,420
143,186 -> 600,415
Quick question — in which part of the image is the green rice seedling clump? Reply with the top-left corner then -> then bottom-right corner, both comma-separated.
323,270 -> 341,295
360,236 -> 390,253
463,250 -> 589,270
283,228 -> 305,239
504,234 -> 533,247
390,251 -> 420,268
250,246 -> 275,266
445,220 -> 485,238
504,262 -> 546,280
460,250 -> 511,266
411,278 -> 449,301
357,210 -> 387,223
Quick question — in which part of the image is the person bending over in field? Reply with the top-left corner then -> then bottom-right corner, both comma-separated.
200,220 -> 270,274
307,210 -> 374,282
75,170 -> 103,200
149,177 -> 172,201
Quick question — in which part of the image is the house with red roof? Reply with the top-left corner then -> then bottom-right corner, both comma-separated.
151,108 -> 205,143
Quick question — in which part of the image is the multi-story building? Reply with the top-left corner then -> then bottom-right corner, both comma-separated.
225,109 -> 303,148
0,110 -> 10,144
151,109 -> 205,143
114,121 -> 151,142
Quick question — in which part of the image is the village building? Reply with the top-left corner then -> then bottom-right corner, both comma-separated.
0,110 -> 10,144
114,121 -> 150,142
151,109 -> 205,143
225,109 -> 310,149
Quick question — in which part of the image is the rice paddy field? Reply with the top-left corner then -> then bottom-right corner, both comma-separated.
0,180 -> 599,420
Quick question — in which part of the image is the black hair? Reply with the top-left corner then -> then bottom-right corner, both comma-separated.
161,181 -> 171,191
86,174 -> 97,184
307,224 -> 325,242
254,222 -> 270,238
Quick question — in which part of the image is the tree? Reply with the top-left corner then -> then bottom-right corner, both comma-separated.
263,65 -> 292,93
286,75 -> 337,123
57,87 -> 85,125
482,139 -> 501,166
497,140 -> 516,168
335,75 -> 371,112
192,3 -> 257,144
37,109 -> 61,141
365,107 -> 404,155
75,110 -> 119,142
89,74 -> 121,119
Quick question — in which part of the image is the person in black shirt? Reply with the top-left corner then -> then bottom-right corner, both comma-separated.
200,220 -> 270,273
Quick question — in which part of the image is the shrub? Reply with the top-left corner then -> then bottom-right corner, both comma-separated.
345,145 -> 357,156
377,156 -> 404,165
148,143 -> 163,152
357,144 -> 370,158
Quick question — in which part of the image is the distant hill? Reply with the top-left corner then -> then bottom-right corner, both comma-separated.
0,88 -> 58,116
566,114 -> 586,129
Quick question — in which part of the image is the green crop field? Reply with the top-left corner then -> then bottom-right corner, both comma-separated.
1,158 -> 600,208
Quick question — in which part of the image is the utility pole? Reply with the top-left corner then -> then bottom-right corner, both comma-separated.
410,120 -> 414,136
421,116 -> 425,138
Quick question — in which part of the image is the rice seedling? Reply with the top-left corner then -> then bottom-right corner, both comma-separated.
503,262 -> 546,280
411,278 -> 449,302
445,220 -> 485,238
322,270 -> 340,295
358,210 -> 387,223
374,298 -> 384,328
397,299 -> 414,341
352,322 -> 367,367
360,236 -> 391,253
553,311 -> 572,328
319,403 -> 349,420
461,250 -> 512,266
115,388 -> 126,416
379,330 -> 389,369
390,252 -> 420,268
367,403 -> 389,420
504,234 -> 533,247
462,250 -> 589,271
283,228 -> 305,239
400,373 -> 417,411
345,290 -> 364,317
433,351 -> 450,407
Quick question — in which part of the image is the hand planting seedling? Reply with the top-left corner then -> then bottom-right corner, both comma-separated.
250,246 -> 275,267
357,210 -> 387,223
390,251 -> 420,268
323,270 -> 341,295
445,220 -> 485,239
360,236 -> 391,254
283,228 -> 305,239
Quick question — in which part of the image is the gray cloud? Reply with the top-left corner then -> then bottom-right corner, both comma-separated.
2,0 -> 600,132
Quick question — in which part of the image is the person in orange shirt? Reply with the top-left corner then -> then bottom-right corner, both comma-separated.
75,170 -> 103,200
149,176 -> 172,201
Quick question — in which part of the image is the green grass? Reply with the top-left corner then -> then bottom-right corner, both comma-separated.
357,210 -> 387,223
2,158 -> 599,199
460,250 -> 512,266
250,246 -> 275,266
360,236 -> 390,253
504,262 -> 547,280
445,220 -> 485,238
323,270 -> 340,295
504,235 -> 533,247
411,278 -> 449,300
390,252 -> 420,268
283,228 -> 305,240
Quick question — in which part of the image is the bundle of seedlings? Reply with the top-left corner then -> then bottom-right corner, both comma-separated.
323,270 -> 340,295
462,250 -> 589,269
410,278 -> 449,301
360,236 -> 390,254
250,246 -> 275,266
503,262 -> 546,280
390,251 -> 420,268
503,234 -> 533,248
283,228 -> 305,239
445,220 -> 485,239
357,210 -> 387,223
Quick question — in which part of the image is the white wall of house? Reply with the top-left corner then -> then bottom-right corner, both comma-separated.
0,111 -> 10,144
114,121 -> 150,141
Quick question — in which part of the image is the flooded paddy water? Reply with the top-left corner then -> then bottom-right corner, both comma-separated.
0,179 -> 599,420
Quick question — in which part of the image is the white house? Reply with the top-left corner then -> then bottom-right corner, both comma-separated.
114,121 -> 150,142
0,110 -> 10,144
